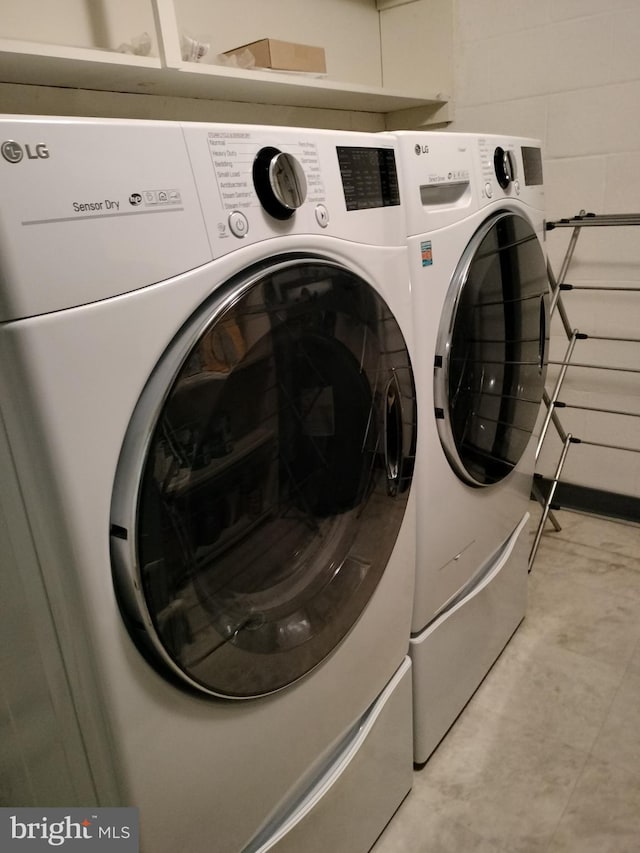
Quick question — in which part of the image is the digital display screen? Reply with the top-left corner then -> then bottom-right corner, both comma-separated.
336,147 -> 401,211
522,146 -> 543,186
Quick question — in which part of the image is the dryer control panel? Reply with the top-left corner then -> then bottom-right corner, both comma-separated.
182,123 -> 405,255
0,118 -> 406,320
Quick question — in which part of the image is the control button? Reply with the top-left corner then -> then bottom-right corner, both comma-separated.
228,211 -> 249,238
315,204 -> 329,228
484,182 -> 493,198
514,179 -> 521,195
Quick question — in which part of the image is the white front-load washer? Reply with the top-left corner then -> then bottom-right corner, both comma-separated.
0,117 -> 418,852
392,132 -> 549,763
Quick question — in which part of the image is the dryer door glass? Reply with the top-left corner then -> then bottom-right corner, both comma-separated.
435,211 -> 549,486
111,258 -> 416,698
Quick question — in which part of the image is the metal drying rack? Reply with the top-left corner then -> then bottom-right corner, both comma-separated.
529,211 -> 640,569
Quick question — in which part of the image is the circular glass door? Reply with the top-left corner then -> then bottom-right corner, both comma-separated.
111,257 -> 416,698
435,211 -> 549,487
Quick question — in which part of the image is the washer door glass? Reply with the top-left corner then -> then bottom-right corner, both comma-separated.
435,211 -> 549,486
111,258 -> 416,698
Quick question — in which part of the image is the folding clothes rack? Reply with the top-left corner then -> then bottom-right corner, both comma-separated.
529,211 -> 640,569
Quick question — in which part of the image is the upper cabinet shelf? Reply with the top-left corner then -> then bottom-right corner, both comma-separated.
0,0 -> 452,124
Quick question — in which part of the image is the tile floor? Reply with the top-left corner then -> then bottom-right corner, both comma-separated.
372,508 -> 640,853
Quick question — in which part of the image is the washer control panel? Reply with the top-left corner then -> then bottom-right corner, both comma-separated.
478,137 -> 520,198
478,137 -> 543,201
392,130 -> 546,236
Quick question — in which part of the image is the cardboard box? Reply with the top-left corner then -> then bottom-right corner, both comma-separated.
223,39 -> 326,74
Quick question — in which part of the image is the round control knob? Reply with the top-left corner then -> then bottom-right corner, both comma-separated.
493,146 -> 516,190
252,147 -> 307,220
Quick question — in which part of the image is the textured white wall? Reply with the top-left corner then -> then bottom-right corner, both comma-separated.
452,0 -> 640,500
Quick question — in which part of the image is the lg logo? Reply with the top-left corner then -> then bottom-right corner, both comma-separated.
1,140 -> 50,163
414,143 -> 430,155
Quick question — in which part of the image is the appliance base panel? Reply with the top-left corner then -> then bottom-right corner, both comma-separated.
248,658 -> 413,853
410,515 -> 529,765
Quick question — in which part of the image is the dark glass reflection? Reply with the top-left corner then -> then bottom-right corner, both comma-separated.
447,214 -> 549,485
136,262 -> 415,697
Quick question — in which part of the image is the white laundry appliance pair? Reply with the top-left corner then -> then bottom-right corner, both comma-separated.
0,117 -> 418,852
392,132 -> 549,764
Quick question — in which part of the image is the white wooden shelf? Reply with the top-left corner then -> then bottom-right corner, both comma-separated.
0,39 -> 446,115
159,62 -> 445,112
0,39 -> 162,93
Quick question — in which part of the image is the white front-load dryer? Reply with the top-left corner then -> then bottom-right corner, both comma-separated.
392,132 -> 549,763
0,117 -> 418,852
